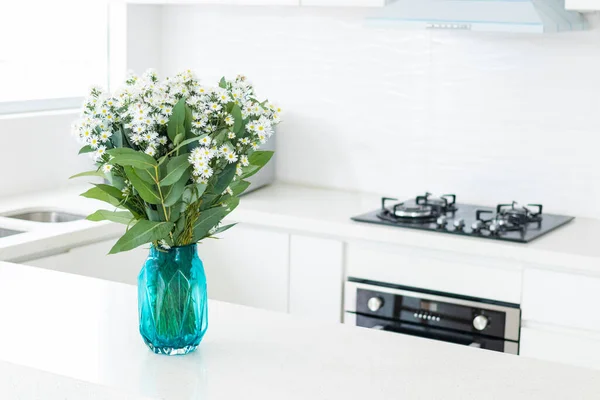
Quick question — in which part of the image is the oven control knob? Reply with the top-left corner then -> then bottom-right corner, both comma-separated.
367,297 -> 384,312
473,315 -> 489,331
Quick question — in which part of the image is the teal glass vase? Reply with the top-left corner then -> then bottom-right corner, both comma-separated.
138,244 -> 208,355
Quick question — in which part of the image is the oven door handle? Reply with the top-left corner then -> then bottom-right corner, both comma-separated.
381,322 -> 476,346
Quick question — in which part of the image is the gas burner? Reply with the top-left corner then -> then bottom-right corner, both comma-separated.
377,193 -> 458,223
473,202 -> 544,236
352,192 -> 573,243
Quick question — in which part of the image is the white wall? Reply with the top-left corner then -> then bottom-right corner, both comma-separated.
0,111 -> 93,198
160,6 -> 600,218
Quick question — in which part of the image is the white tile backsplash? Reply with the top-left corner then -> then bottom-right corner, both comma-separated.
160,6 -> 600,218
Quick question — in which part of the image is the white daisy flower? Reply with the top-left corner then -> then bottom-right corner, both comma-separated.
102,164 -> 113,173
223,187 -> 233,196
225,152 -> 238,164
157,136 -> 168,145
155,115 -> 169,125
236,165 -> 243,176
145,146 -> 156,157
219,145 -> 231,155
131,134 -> 143,145
89,137 -> 100,148
99,131 -> 112,142
228,132 -> 236,139
251,142 -> 259,150
199,136 -> 211,146
224,114 -> 234,126
240,155 -> 249,167
94,146 -> 107,160
200,166 -> 213,179
207,102 -> 221,113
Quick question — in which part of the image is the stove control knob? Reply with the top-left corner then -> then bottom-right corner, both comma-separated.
436,216 -> 448,227
489,223 -> 499,233
453,218 -> 465,230
471,220 -> 484,232
367,297 -> 384,312
473,315 -> 489,331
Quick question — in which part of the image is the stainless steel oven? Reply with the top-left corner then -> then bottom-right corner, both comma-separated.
344,278 -> 521,354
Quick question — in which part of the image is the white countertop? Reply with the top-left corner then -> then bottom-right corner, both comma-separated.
1,182 -> 600,274
1,260 -> 599,400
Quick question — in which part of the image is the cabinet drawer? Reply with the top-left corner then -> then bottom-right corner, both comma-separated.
346,242 -> 522,303
522,269 -> 600,331
521,327 -> 600,370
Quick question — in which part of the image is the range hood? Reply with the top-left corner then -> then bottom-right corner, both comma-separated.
368,0 -> 586,33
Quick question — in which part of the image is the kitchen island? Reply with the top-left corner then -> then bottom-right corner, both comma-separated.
0,261 -> 599,399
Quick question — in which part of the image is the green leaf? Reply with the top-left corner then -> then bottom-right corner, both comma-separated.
182,183 -> 207,205
87,210 -> 134,225
124,166 -> 162,205
163,169 -> 190,207
184,105 -> 194,139
133,167 -> 156,184
229,179 -> 251,196
213,129 -> 229,145
69,170 -> 105,179
211,223 -> 237,236
167,98 -> 186,142
112,127 -> 123,148
219,77 -> 227,89
192,207 -> 229,242
160,154 -> 191,187
79,145 -> 94,155
107,148 -> 157,169
240,164 -> 261,179
231,104 -> 243,133
80,185 -> 122,207
109,220 -> 174,254
145,205 -> 160,222
210,162 -> 237,195
249,150 -> 274,167
193,197 -> 240,242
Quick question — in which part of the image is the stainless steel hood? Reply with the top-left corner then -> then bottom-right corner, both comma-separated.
368,0 -> 586,33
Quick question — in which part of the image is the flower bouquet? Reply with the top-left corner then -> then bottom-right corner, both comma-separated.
71,69 -> 280,354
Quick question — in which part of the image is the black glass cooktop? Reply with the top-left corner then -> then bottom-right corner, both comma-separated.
351,195 -> 574,243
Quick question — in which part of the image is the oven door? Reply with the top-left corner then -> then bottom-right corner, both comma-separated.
352,313 -> 519,354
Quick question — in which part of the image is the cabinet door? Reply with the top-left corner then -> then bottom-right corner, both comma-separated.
198,224 -> 290,313
24,240 -> 147,285
565,0 -> 600,10
520,327 -> 600,371
289,235 -> 343,323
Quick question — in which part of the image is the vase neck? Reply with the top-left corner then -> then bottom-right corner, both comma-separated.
150,244 -> 198,262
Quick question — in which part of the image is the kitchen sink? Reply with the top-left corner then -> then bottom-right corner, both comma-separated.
6,211 -> 85,223
0,228 -> 23,238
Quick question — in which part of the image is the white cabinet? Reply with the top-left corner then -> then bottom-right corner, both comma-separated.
289,235 -> 344,323
198,224 -> 290,313
345,241 -> 522,303
24,240 -> 148,285
125,0 -> 300,5
522,269 -> 600,332
565,0 -> 600,10
520,327 -> 600,371
301,0 -> 386,6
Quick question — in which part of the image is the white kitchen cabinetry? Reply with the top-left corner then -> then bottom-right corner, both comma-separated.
24,240 -> 147,285
289,235 -> 344,323
565,0 -> 600,10
125,0 -> 300,5
198,224 -> 290,313
520,327 -> 600,371
345,241 -> 522,303
522,268 -> 600,332
301,0 -> 386,6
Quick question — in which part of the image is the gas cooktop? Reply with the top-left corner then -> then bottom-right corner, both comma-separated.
351,193 -> 574,243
